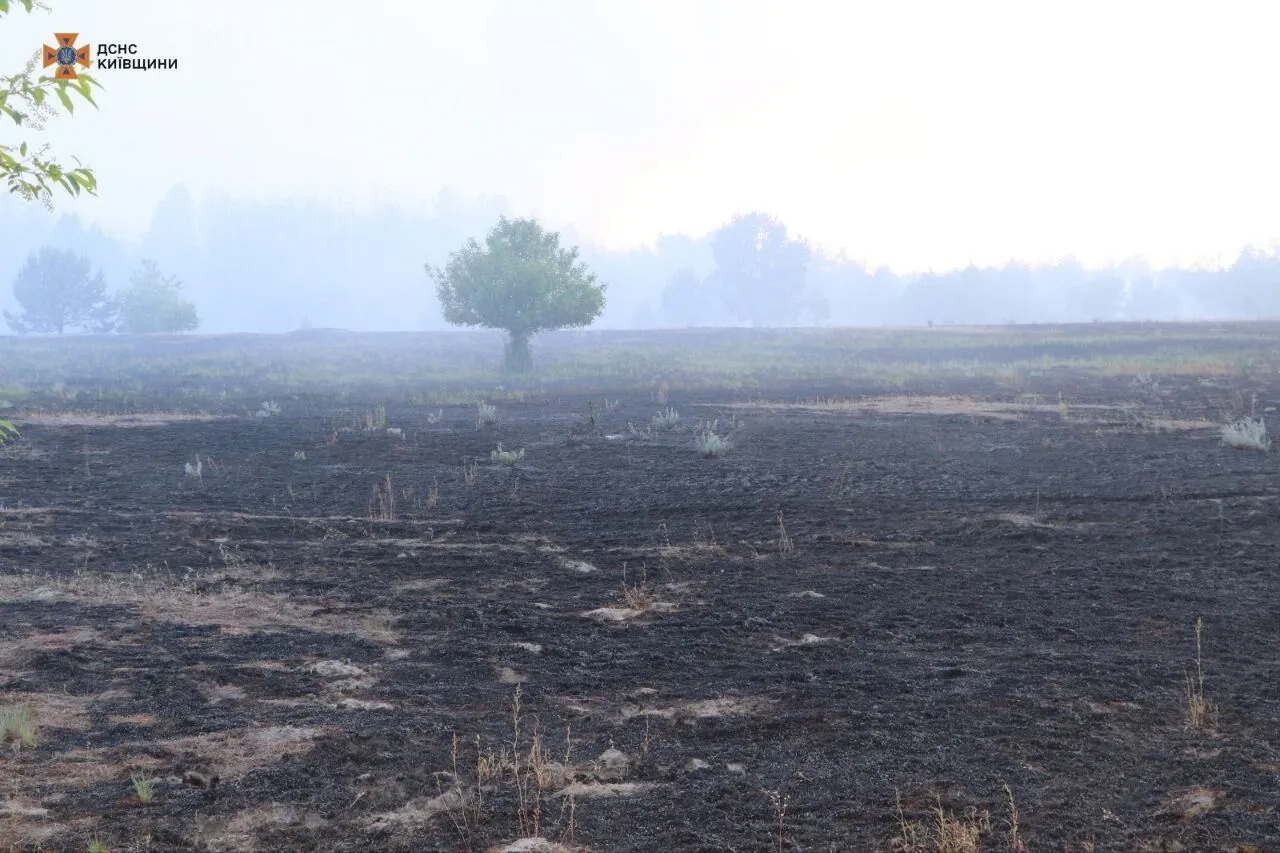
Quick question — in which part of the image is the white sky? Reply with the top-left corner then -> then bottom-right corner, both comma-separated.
6,0 -> 1280,272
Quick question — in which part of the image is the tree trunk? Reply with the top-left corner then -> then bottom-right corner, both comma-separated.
504,330 -> 533,373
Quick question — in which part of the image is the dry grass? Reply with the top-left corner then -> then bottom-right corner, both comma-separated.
8,411 -> 231,427
0,568 -> 398,645
891,786 -> 1027,853
719,394 -> 1141,423
0,690 -> 106,736
0,723 -> 329,847
410,686 -> 585,853
893,791 -> 990,853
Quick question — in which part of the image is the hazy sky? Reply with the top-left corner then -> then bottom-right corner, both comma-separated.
7,0 -> 1280,272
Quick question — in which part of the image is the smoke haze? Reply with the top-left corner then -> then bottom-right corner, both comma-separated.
5,0 -> 1280,333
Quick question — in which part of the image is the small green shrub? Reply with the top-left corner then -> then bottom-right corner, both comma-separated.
695,429 -> 729,458
491,443 -> 525,465
652,407 -> 680,429
0,706 -> 37,749
1221,416 -> 1271,452
130,771 -> 156,804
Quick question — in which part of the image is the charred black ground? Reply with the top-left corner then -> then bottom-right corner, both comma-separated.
0,324 -> 1278,852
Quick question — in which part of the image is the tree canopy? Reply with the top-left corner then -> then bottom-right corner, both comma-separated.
116,259 -> 199,333
427,216 -> 606,371
711,212 -> 814,327
5,246 -> 116,334
0,0 -> 103,443
658,212 -> 824,327
1,0 -> 101,210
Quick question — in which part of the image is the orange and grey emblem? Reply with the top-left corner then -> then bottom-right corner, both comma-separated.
43,33 -> 91,80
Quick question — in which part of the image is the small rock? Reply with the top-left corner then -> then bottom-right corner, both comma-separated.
182,770 -> 219,790
309,660 -> 366,678
498,667 -> 527,684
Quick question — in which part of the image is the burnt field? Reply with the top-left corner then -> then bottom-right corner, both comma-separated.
0,323 -> 1278,852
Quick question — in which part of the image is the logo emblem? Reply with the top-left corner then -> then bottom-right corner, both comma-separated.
43,33 -> 91,80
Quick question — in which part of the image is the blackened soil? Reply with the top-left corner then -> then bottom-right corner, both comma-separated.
1,373 -> 1278,852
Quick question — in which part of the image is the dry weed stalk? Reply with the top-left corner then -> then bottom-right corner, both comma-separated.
1004,783 -> 1026,852
776,511 -> 794,555
621,563 -> 653,611
369,475 -> 395,521
445,731 -> 485,852
510,685 -> 549,838
558,725 -> 577,844
763,788 -> 790,853
1185,616 -> 1217,731
363,403 -> 387,431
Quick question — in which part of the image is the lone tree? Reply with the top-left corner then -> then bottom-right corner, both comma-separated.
5,247 -> 116,334
116,259 -> 199,333
1,1 -> 102,209
427,216 -> 606,372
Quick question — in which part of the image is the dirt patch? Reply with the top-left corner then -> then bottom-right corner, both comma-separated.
581,601 -> 678,622
155,724 -> 328,779
552,782 -> 655,799
196,804 -> 330,853
0,572 -> 398,644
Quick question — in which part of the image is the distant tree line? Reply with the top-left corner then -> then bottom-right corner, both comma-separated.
4,187 -> 1280,334
5,247 -> 199,334
655,217 -> 1280,328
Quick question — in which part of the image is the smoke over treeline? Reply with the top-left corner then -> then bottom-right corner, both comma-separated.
2,185 -> 1278,333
